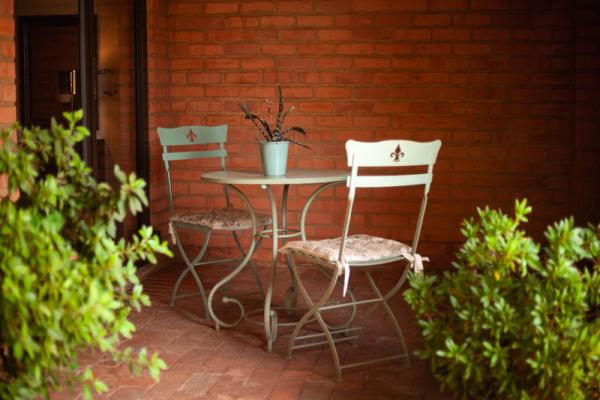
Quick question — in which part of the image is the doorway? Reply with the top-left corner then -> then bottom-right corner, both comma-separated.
15,0 -> 147,236
18,15 -> 80,128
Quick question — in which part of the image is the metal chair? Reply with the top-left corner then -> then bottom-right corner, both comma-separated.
157,125 -> 271,320
281,139 -> 441,380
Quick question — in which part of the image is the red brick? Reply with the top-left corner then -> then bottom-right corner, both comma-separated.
335,71 -> 374,83
354,87 -> 390,98
188,72 -> 221,84
315,58 -> 352,69
240,1 -> 274,13
315,87 -> 352,98
432,28 -> 471,41
395,28 -> 431,41
374,72 -> 410,83
414,43 -> 452,55
390,0 -> 427,10
241,58 -> 276,69
471,0 -> 509,10
374,44 -> 411,54
354,58 -> 391,68
392,57 -> 430,69
225,72 -> 260,84
431,0 -> 469,9
206,58 -> 240,69
297,16 -> 333,27
260,16 -> 296,27
261,44 -> 296,54
189,44 -> 224,56
453,43 -> 491,55
317,29 -> 352,40
280,29 -> 317,40
352,0 -> 390,11
413,14 -> 452,26
297,43 -> 335,54
169,2 -> 203,14
225,43 -> 261,56
204,2 -> 239,14
277,1 -> 313,13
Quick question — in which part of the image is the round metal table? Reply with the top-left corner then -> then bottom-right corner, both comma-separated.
202,169 -> 348,351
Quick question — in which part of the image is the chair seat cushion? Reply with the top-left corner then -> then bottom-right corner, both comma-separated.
170,207 -> 272,231
281,234 -> 411,265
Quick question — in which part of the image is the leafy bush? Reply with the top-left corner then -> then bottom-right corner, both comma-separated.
405,200 -> 600,399
0,112 -> 172,399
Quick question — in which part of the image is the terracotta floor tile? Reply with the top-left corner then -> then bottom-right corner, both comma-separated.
50,263 -> 448,399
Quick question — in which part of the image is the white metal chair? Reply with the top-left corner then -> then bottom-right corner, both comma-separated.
157,125 -> 271,320
281,139 -> 441,380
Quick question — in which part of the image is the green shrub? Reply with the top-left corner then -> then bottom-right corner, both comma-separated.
0,112 -> 172,399
405,199 -> 600,399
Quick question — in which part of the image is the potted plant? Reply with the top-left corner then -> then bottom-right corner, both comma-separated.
0,111 -> 172,399
404,199 -> 600,399
239,83 -> 308,176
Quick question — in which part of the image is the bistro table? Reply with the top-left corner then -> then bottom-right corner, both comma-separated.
202,169 -> 348,351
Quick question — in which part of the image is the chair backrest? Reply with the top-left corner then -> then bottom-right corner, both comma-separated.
339,139 -> 442,261
157,125 -> 228,211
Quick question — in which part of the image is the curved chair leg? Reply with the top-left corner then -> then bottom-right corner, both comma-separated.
287,256 -> 343,380
171,224 -> 211,321
362,260 -> 411,322
365,270 -> 409,365
316,266 -> 358,332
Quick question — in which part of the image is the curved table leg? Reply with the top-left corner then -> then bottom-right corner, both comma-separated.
207,184 -> 258,330
281,184 -> 298,314
262,184 -> 280,352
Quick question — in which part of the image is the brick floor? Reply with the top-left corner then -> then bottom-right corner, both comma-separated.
51,262 -> 450,400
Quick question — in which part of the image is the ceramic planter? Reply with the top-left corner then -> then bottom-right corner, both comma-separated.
260,141 -> 289,176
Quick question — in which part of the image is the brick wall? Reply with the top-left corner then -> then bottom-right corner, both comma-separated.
149,0 -> 600,268
148,0 -> 175,229
0,0 -> 14,198
573,0 -> 600,225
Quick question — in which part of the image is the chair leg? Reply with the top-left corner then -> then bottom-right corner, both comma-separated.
365,270 -> 410,365
287,257 -> 343,381
362,260 -> 411,321
316,266 -> 358,332
171,225 -> 211,321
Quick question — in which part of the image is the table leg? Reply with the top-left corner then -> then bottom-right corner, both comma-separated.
262,184 -> 279,352
281,184 -> 298,313
207,184 -> 258,330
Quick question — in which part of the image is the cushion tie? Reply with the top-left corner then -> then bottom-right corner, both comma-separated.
400,250 -> 429,273
335,260 -> 350,297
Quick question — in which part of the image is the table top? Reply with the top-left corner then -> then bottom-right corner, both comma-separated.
202,169 -> 348,185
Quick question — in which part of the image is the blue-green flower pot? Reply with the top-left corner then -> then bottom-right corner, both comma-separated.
260,141 -> 289,176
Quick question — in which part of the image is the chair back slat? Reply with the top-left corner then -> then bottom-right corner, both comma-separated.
346,139 -> 441,167
156,125 -> 229,212
162,149 -> 227,162
350,173 -> 430,189
157,125 -> 227,146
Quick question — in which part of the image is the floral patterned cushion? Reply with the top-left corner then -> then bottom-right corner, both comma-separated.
281,234 -> 411,265
168,208 -> 272,243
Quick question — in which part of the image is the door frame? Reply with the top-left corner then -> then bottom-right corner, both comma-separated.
15,0 -> 150,229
